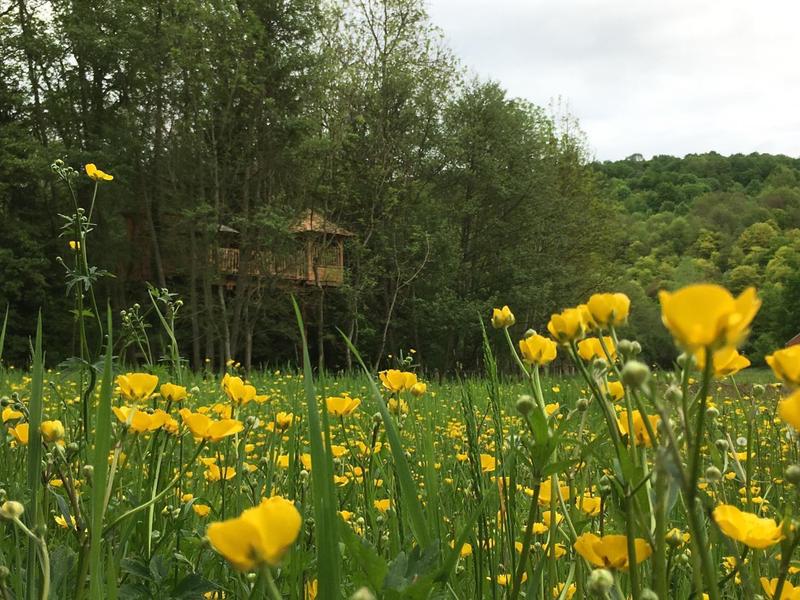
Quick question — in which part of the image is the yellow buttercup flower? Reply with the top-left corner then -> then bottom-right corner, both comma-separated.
760,577 -> 800,599
160,383 -> 188,403
2,407 -> 23,422
606,381 -> 625,402
116,373 -> 159,403
547,308 -> 585,344
85,163 -> 114,181
221,373 -> 257,406
305,579 -> 318,600
577,495 -> 602,517
410,382 -> 427,397
68,240 -> 80,251
766,346 -> 800,386
694,346 -> 750,378
491,305 -> 515,329
193,504 -> 211,517
379,370 -> 417,392
113,406 -> 169,434
574,532 -> 652,570
519,334 -> 558,365
658,284 -> 760,351
10,423 -> 29,445
577,336 -> 615,362
179,409 -> 244,442
374,499 -> 391,513
204,464 -> 236,482
326,396 -> 361,417
552,583 -> 577,600
207,497 -> 301,571
778,389 -> 800,431
388,398 -> 409,414
479,454 -> 496,473
586,293 -> 630,328
40,420 -> 65,443
712,504 -> 783,549
617,410 -> 659,447
536,479 -> 571,507
274,411 -> 296,431
54,514 -> 77,529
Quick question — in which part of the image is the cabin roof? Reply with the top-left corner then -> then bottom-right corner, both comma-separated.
291,209 -> 354,237
787,332 -> 800,347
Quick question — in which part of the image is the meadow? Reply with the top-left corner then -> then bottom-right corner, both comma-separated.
3,163 -> 800,600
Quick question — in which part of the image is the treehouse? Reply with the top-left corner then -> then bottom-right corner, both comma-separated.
212,209 -> 353,289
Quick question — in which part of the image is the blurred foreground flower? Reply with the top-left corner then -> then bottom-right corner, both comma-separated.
207,497 -> 301,571
712,504 -> 783,549
658,284 -> 759,351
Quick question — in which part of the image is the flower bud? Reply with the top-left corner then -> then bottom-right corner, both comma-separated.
705,406 -> 719,420
0,565 -> 9,579
82,465 -> 94,482
705,466 -> 722,482
524,328 -> 536,339
617,339 -> 635,356
752,384 -> 765,398
664,385 -> 683,404
576,397 -> 589,411
0,501 -> 25,520
786,465 -> 800,485
350,588 -> 377,600
714,439 -> 729,452
621,360 -> 650,388
666,530 -> 683,547
516,395 -> 535,416
641,590 -> 659,600
587,568 -> 614,595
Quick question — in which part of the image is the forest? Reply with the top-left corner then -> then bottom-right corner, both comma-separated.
1,0 -> 799,372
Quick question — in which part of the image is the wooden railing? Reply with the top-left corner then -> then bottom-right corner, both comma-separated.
211,247 -> 344,286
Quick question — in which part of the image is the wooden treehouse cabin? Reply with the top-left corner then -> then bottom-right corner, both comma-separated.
121,209 -> 353,290
211,209 -> 354,290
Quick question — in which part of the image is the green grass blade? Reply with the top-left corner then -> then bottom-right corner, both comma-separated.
0,304 -> 8,364
25,312 -> 44,600
338,329 -> 433,549
89,306 -> 113,599
292,297 -> 340,599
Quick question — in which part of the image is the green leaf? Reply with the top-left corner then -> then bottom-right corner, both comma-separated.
339,519 -> 388,590
172,573 -> 219,599
338,328 -> 433,549
25,313 -> 44,600
89,306 -> 114,599
0,303 -> 8,363
293,297 -> 340,599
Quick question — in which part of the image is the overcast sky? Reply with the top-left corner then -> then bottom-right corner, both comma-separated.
426,0 -> 800,161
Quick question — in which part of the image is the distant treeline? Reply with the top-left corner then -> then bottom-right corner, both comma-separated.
1,0 -> 798,371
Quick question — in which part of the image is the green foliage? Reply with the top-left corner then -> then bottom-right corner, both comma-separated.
597,152 -> 800,363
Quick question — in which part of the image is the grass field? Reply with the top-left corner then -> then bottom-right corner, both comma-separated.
2,294 -> 800,600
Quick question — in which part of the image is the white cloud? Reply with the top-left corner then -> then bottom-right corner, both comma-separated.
426,0 -> 800,160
